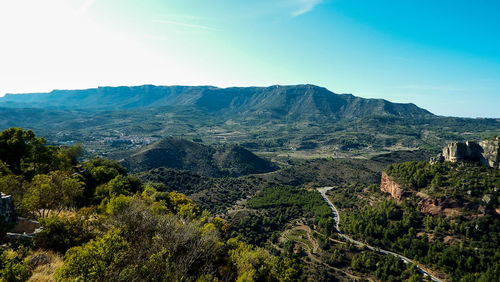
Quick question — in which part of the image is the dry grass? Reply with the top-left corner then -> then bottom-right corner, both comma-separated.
47,209 -> 77,218
27,250 -> 64,282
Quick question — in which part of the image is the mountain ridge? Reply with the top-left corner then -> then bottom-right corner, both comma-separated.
0,84 -> 433,120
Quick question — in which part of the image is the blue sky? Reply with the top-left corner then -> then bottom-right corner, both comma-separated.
0,0 -> 499,117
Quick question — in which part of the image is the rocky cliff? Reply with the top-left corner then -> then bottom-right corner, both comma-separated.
380,172 -> 406,203
0,193 -> 17,224
479,138 -> 500,168
431,137 -> 500,168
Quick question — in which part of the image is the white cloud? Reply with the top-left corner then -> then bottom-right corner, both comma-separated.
291,0 -> 323,17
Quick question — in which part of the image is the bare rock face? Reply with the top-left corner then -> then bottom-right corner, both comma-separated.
380,172 -> 405,203
431,137 -> 500,168
442,141 -> 481,162
0,193 -> 17,224
479,138 -> 500,168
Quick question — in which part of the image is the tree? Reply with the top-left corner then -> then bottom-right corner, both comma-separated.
269,256 -> 302,282
95,175 -> 142,201
102,195 -> 223,281
83,158 -> 128,185
0,128 -> 45,175
138,248 -> 175,281
0,128 -> 80,178
328,249 -> 343,265
57,143 -> 84,167
81,158 -> 129,203
0,174 -> 26,211
227,239 -> 272,281
22,171 -> 84,219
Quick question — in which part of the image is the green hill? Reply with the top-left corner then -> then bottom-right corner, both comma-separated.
113,137 -> 278,177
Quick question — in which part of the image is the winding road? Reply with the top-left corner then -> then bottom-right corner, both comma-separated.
317,187 -> 443,282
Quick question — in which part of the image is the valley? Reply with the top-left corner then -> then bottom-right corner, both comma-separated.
0,85 -> 499,281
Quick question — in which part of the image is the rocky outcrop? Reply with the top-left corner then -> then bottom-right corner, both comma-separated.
479,138 -> 500,168
442,141 -> 482,163
431,137 -> 500,168
9,217 -> 39,234
0,193 -> 17,224
1,194 -> 41,240
380,172 -> 406,203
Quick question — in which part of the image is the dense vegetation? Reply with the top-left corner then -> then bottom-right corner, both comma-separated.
228,186 -> 332,245
341,198 -> 500,280
136,167 -> 271,214
135,153 -> 422,215
349,250 -> 423,281
330,160 -> 500,281
2,127 -> 499,281
233,185 -> 426,281
386,161 -> 499,204
113,137 -> 277,177
0,128 -> 303,281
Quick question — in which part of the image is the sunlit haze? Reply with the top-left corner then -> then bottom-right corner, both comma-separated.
0,0 -> 499,117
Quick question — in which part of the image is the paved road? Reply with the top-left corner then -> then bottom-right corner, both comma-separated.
317,187 -> 443,282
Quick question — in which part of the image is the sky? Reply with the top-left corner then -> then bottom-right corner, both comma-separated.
0,0 -> 499,118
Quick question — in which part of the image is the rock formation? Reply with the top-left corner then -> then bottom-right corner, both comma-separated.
430,137 -> 500,168
442,141 -> 482,162
479,138 -> 500,168
380,172 -> 406,203
1,192 -> 42,240
0,192 -> 17,224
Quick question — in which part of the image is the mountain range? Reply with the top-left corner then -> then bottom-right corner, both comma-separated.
0,84 -> 433,120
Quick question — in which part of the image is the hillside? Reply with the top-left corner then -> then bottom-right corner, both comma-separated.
383,139 -> 500,212
384,161 -> 500,214
0,128 -> 309,282
320,157 -> 500,281
0,84 -> 432,119
113,137 -> 278,177
133,150 -> 430,214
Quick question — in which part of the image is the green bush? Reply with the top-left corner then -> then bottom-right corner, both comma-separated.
36,213 -> 95,253
55,229 -> 129,281
0,249 -> 32,282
